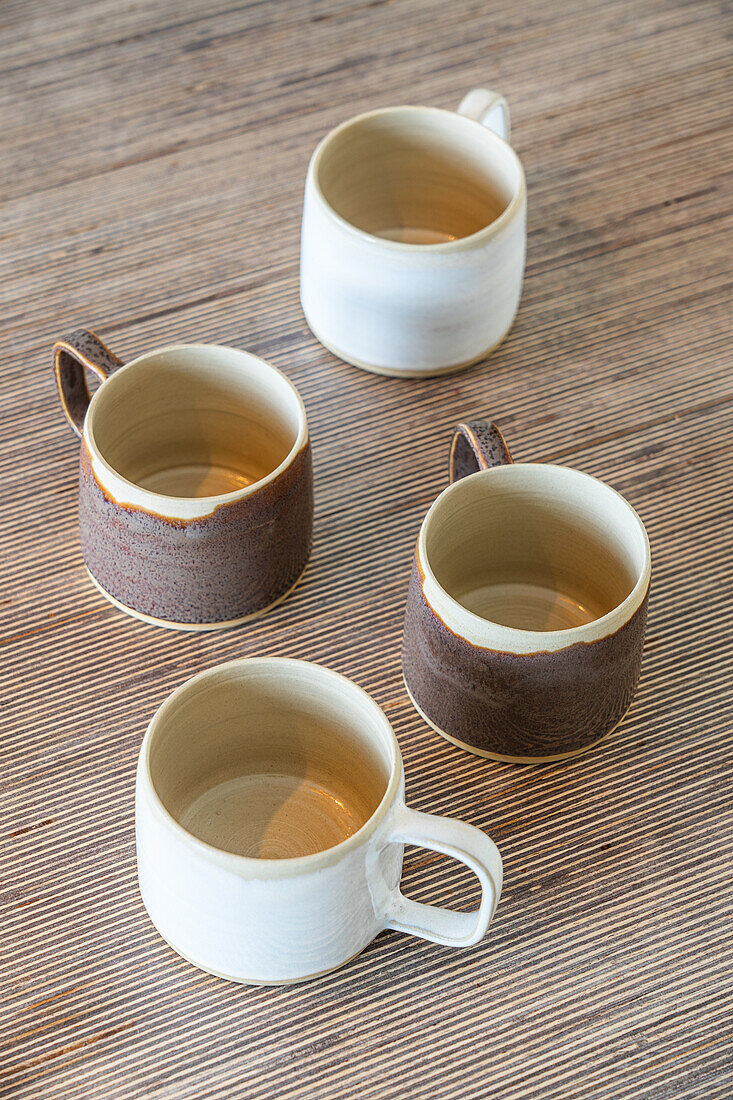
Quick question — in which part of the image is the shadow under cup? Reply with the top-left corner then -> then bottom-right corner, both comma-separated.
316,107 -> 519,244
146,663 -> 392,861
402,465 -> 651,762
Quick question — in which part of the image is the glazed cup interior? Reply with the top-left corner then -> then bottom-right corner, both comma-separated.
314,107 -> 522,245
422,464 -> 650,636
145,660 -> 395,862
86,346 -> 306,500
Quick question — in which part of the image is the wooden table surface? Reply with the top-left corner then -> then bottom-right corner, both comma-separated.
2,1 -> 731,1096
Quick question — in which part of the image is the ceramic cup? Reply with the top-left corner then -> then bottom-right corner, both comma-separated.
53,329 -> 312,630
402,422 -> 651,763
300,88 -> 526,378
136,657 -> 503,985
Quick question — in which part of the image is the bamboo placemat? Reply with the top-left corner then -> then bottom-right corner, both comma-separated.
1,1 -> 731,1096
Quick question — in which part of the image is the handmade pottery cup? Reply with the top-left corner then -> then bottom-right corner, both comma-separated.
402,422 -> 651,762
53,330 -> 312,630
300,88 -> 526,377
135,657 -> 503,985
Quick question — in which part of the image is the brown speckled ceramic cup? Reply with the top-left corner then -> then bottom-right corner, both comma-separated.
402,421 -> 651,763
54,330 -> 312,631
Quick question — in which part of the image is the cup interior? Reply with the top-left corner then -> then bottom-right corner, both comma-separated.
315,107 -> 520,245
423,465 -> 648,632
87,346 -> 305,499
146,661 -> 394,861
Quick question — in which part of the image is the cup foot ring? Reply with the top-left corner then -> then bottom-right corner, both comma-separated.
85,567 -> 306,632
303,317 -> 511,379
151,926 -> 369,986
404,677 -> 626,764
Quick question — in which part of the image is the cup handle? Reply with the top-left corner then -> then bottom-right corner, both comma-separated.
449,420 -> 513,483
457,88 -> 511,144
53,329 -> 124,438
382,804 -> 503,948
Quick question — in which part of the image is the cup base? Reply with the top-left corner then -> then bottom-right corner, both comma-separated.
86,566 -> 305,632
404,677 -> 625,764
304,317 -> 509,379
150,923 -> 369,986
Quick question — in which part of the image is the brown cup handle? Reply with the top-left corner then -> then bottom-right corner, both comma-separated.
53,329 -> 124,438
449,421 -> 513,483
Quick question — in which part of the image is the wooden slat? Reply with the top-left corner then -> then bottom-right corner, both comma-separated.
1,1 -> 732,1097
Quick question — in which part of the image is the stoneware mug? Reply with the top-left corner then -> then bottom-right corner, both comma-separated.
53,330 -> 312,630
300,88 -> 526,377
136,657 -> 503,985
402,422 -> 651,762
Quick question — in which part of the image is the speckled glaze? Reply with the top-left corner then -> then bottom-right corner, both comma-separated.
54,329 -> 124,437
78,444 -> 312,626
54,330 -> 312,630
403,558 -> 649,760
402,421 -> 652,762
449,420 -> 512,480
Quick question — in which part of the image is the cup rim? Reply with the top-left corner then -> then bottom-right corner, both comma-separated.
84,343 -> 309,514
417,463 -> 651,653
137,657 -> 402,879
308,104 -> 526,253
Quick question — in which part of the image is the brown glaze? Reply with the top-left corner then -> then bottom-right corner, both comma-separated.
402,557 -> 649,759
54,330 -> 124,438
449,420 -> 512,482
54,329 -> 313,627
402,419 -> 650,760
79,441 -> 312,625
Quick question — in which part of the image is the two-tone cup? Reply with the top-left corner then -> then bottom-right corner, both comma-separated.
402,421 -> 651,762
54,329 -> 312,630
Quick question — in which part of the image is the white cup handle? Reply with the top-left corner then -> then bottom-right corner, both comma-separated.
457,88 -> 511,144
383,804 -> 503,947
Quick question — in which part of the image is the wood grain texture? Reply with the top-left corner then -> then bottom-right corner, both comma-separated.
1,0 -> 731,1096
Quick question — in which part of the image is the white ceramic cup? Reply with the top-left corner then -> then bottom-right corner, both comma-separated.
136,658 -> 503,985
300,88 -> 526,378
